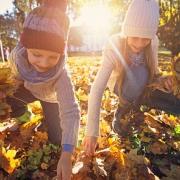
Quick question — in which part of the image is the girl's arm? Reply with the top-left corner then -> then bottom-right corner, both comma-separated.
83,35 -> 122,155
152,35 -> 159,74
86,46 -> 117,137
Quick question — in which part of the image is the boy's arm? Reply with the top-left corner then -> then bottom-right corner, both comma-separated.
55,68 -> 80,150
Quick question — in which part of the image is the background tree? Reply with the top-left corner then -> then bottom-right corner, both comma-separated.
68,26 -> 83,47
0,11 -> 18,50
1,0 -> 180,56
13,0 -> 40,33
158,0 -> 180,56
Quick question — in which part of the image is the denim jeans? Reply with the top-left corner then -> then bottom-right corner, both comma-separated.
6,85 -> 62,145
112,89 -> 180,135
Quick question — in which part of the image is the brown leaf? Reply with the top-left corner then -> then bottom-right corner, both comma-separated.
127,149 -> 150,166
0,68 -> 11,83
135,165 -> 160,180
148,140 -> 168,154
161,164 -> 180,180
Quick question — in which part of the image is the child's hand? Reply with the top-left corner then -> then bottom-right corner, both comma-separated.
57,152 -> 72,180
164,76 -> 174,92
82,136 -> 98,156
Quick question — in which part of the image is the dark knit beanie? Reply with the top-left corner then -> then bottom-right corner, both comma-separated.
20,0 -> 69,54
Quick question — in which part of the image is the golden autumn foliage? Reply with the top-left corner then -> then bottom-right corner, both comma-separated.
0,55 -> 179,179
0,147 -> 20,174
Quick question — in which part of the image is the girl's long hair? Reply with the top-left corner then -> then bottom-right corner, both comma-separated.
116,38 -> 156,104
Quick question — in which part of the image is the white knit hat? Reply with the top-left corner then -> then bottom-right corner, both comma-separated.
122,0 -> 159,39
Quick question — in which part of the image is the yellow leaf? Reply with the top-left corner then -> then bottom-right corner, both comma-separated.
0,68 -> 11,83
6,150 -> 17,159
76,88 -> 88,102
28,101 -> 42,115
140,136 -> 151,143
0,148 -> 20,174
41,162 -> 48,170
118,152 -> 125,167
110,145 -> 119,153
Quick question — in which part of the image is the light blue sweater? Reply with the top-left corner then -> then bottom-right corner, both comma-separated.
114,50 -> 149,103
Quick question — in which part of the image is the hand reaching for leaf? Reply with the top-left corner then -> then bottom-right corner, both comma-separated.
163,76 -> 174,92
82,136 -> 98,156
150,75 -> 174,93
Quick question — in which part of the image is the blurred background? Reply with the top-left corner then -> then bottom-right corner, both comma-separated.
0,0 -> 179,59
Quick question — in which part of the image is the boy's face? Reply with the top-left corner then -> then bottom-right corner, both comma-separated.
127,37 -> 151,53
27,49 -> 61,72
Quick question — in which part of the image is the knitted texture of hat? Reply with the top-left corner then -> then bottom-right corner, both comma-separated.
20,0 -> 69,53
122,0 -> 159,39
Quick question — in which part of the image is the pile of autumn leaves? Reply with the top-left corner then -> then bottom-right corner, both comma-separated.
70,57 -> 180,180
0,65 -> 60,179
0,56 -> 180,179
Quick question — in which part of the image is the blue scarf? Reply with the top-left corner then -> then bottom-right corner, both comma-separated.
15,46 -> 65,83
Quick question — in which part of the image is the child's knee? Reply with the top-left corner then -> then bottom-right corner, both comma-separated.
48,129 -> 62,145
6,96 -> 27,117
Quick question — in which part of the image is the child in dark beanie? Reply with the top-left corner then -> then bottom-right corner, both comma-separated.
7,0 -> 80,179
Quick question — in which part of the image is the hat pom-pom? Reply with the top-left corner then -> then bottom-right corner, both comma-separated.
41,0 -> 67,12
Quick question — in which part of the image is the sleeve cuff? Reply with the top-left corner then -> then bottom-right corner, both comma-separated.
62,144 -> 74,153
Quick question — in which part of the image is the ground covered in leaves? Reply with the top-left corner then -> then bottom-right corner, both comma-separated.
0,55 -> 180,179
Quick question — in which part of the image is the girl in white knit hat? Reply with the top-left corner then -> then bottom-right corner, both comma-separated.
83,0 -> 180,155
